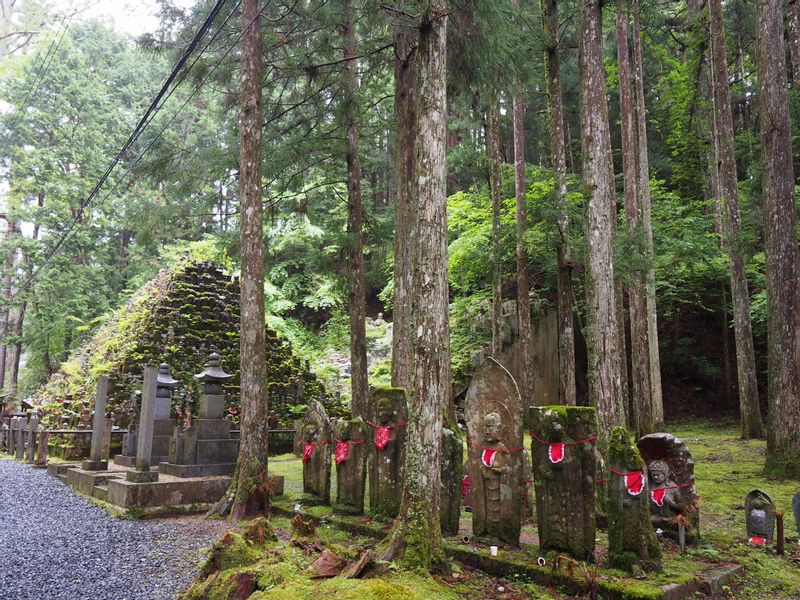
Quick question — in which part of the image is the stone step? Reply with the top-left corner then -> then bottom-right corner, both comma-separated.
56,473 -> 67,484
93,485 -> 108,502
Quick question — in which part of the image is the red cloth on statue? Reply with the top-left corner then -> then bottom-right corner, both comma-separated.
548,443 -> 565,464
624,471 -> 644,496
651,488 -> 667,507
335,441 -> 349,464
302,443 -> 315,463
374,426 -> 391,451
481,448 -> 497,468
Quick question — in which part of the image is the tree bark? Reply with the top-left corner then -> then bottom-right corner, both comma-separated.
709,0 -> 763,439
226,0 -> 270,519
0,216 -> 15,391
616,0 -> 651,436
579,0 -> 626,439
343,0 -> 368,418
631,0 -> 663,429
384,0 -> 449,572
390,22 -> 417,391
786,0 -> 800,88
756,0 -> 800,477
541,0 -> 576,406
488,93 -> 503,357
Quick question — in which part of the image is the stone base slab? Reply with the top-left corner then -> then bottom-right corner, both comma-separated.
81,460 -> 108,471
65,467 -> 124,497
158,461 -> 236,478
126,470 -> 159,483
113,454 -> 136,468
107,475 -> 232,509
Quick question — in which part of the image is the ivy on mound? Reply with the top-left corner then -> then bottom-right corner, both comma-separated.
32,258 -> 335,424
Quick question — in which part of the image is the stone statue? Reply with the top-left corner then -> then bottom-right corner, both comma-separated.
465,358 -> 523,547
745,489 -> 775,544
638,432 -> 699,543
367,386 -> 407,518
333,418 -> 367,514
529,405 -> 599,560
608,427 -> 662,573
301,399 -> 332,504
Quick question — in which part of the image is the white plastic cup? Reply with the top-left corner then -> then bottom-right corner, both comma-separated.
489,545 -> 498,556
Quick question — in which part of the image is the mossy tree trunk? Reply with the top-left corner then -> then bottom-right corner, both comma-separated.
756,0 -> 800,478
383,0 -> 448,572
488,93 -> 503,358
226,0 -> 269,519
343,0 -> 368,419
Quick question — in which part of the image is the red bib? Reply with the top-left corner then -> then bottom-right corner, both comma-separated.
374,426 -> 391,451
548,443 -> 565,464
624,471 -> 644,496
749,536 -> 766,546
302,443 -> 315,463
335,441 -> 349,464
651,488 -> 667,507
481,448 -> 497,468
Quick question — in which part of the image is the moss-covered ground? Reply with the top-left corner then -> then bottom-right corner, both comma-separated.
183,420 -> 800,599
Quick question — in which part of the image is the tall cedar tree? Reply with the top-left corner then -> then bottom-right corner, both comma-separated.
579,0 -> 626,438
383,0 -> 449,571
228,0 -> 269,518
541,0 -> 576,406
755,0 -> 800,477
343,0 -> 368,418
488,93 -> 503,357
708,0 -> 763,438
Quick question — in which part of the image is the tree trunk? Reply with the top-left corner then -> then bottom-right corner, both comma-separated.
225,0 -> 270,519
616,0 -> 651,436
709,0 -> 763,439
343,0 -> 368,418
631,0 -> 663,429
541,0 -> 576,406
488,93 -> 503,357
786,0 -> 800,87
0,216 -> 15,391
390,22 -> 417,391
579,0 -> 626,439
756,0 -> 800,477
384,0 -> 449,572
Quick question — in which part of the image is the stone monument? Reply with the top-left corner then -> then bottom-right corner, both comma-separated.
465,358 -> 523,547
25,415 -> 39,464
332,417 -> 367,514
301,399 -> 332,503
161,352 -> 238,477
608,427 -> 661,572
82,376 -> 109,471
126,366 -> 160,483
440,426 -> 464,536
529,405 -> 599,560
744,489 -> 775,544
367,386 -> 408,518
14,415 -> 24,460
638,432 -> 699,543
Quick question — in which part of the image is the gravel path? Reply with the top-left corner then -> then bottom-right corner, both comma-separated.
0,459 -> 233,600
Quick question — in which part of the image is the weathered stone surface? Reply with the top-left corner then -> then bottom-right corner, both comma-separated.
302,399 -> 331,503
638,432 -> 699,543
608,427 -> 662,572
127,366 -> 159,483
83,377 -> 109,471
26,415 -> 39,464
529,405 -> 599,560
367,386 -> 407,518
465,358 -> 523,546
793,492 -> 800,536
65,467 -> 124,497
440,426 -> 464,536
293,419 -> 304,455
744,489 -> 775,543
107,475 -> 232,509
333,418 -> 367,514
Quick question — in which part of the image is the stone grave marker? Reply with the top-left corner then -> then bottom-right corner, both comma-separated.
608,427 -> 662,573
8,416 -> 19,456
465,358 -> 523,547
333,418 -> 367,514
15,416 -> 25,460
367,386 -> 407,518
25,415 -> 39,464
638,432 -> 699,543
302,399 -> 332,503
82,376 -> 109,471
126,366 -> 159,483
793,492 -> 800,536
529,405 -> 599,560
441,426 -> 464,536
744,489 -> 775,544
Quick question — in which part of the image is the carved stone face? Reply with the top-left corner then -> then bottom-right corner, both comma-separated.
649,460 -> 669,485
483,412 -> 502,443
376,398 -> 393,425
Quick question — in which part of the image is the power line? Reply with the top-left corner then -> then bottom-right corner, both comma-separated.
9,0 -> 237,299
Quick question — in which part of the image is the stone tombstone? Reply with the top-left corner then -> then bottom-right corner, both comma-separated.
367,386 -> 408,518
15,416 -> 25,460
8,416 -> 19,456
25,415 -> 39,464
36,429 -> 48,466
465,358 -> 523,547
301,399 -> 332,503
332,418 -> 368,514
608,427 -> 662,573
529,406 -> 599,560
744,489 -> 775,543
793,492 -> 800,537
440,426 -> 464,536
126,366 -> 159,483
637,432 -> 699,543
82,376 -> 109,471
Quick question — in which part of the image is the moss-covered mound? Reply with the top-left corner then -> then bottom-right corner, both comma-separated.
32,258 -> 337,424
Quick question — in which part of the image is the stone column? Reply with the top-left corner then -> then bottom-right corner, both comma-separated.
126,366 -> 159,483
15,417 -> 25,460
8,416 -> 18,456
101,417 -> 112,460
82,376 -> 109,471
26,415 -> 39,464
36,430 -> 48,466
